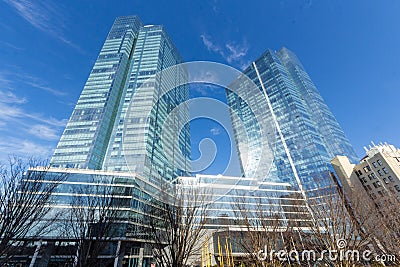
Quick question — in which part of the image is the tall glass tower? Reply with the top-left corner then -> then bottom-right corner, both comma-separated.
227,47 -> 358,192
103,25 -> 191,181
50,16 -> 142,170
50,17 -> 191,180
23,17 -> 191,266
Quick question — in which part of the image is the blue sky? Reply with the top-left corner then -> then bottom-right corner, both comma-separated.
0,0 -> 399,173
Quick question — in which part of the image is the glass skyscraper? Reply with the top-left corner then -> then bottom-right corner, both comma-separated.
50,16 -> 191,181
50,16 -> 142,170
227,47 -> 358,192
29,16 -> 191,266
24,16 -> 359,265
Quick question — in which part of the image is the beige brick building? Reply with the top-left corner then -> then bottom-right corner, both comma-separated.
331,143 -> 400,203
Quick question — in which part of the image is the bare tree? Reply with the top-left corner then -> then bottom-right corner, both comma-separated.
327,169 -> 400,264
144,182 -> 210,267
232,192 -> 310,267
66,175 -> 123,267
303,175 -> 380,267
360,189 -> 400,263
231,173 -> 393,267
0,157 -> 66,264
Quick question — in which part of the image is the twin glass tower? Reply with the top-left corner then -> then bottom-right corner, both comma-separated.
227,48 -> 358,193
41,15 -> 359,263
51,15 -> 357,197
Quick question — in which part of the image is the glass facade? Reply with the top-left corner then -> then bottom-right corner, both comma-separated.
103,25 -> 191,182
51,16 -> 143,169
227,48 -> 358,192
28,167 -> 163,239
50,17 -> 191,183
39,17 -> 357,264
277,48 -> 358,164
179,174 -> 311,228
32,17 -> 191,265
25,167 -> 161,265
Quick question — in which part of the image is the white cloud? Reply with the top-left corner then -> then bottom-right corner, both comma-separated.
210,127 -> 221,136
191,84 -> 222,96
24,80 -> 66,96
239,60 -> 252,71
4,0 -> 54,31
211,0 -> 219,13
0,40 -> 23,51
0,89 -> 66,146
0,70 -> 66,97
0,90 -> 65,158
3,0 -> 83,52
0,90 -> 27,104
25,113 -> 67,128
0,72 -> 68,140
28,124 -> 60,140
0,73 -> 12,87
200,34 -> 224,56
192,84 -> 209,96
19,140 -> 53,156
0,138 -> 53,162
0,100 -> 67,128
190,70 -> 220,84
200,34 -> 250,68
0,102 -> 24,120
225,43 -> 249,63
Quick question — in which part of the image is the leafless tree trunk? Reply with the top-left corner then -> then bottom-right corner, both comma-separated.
0,157 -> 66,265
231,173 -> 395,266
303,176 -> 379,267
361,190 -> 400,263
232,192 -> 310,267
66,175 -> 122,267
326,171 -> 400,264
144,182 -> 210,267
